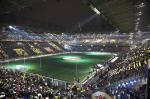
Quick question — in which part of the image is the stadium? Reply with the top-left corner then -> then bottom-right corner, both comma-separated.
0,0 -> 150,99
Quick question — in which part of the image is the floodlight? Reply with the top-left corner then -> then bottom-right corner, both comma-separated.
93,8 -> 101,15
9,25 -> 13,29
16,65 -> 24,70
89,5 -> 101,15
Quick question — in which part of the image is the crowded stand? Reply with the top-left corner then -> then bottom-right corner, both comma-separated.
90,41 -> 150,98
0,41 -> 64,59
0,0 -> 150,98
0,66 -> 90,99
0,25 -> 149,99
69,44 -> 130,52
0,25 -> 135,59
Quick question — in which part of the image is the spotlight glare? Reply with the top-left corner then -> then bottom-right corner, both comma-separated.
16,65 -> 25,70
89,5 -> 101,15
93,8 -> 101,15
9,25 -> 13,29
63,56 -> 81,61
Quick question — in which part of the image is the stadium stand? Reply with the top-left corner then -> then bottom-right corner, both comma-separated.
0,66 -> 88,98
0,41 -> 64,59
0,0 -> 150,98
0,26 -> 149,98
86,42 -> 150,99
0,37 -> 149,98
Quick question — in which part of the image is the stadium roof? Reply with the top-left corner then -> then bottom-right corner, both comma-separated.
0,0 -> 149,33
86,0 -> 150,33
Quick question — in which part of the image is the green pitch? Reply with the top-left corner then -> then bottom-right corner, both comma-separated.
4,52 -> 113,82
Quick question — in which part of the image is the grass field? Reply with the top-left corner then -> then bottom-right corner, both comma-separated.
3,52 -> 113,82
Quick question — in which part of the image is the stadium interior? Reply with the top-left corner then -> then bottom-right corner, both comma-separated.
0,0 -> 150,99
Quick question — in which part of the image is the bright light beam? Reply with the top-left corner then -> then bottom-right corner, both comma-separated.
93,8 -> 101,15
89,5 -> 101,15
63,56 -> 81,61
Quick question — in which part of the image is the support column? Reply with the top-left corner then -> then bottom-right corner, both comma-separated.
147,59 -> 150,99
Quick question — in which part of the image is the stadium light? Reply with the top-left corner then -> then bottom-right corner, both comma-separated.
136,2 -> 146,8
93,8 -> 101,15
137,18 -> 140,21
137,12 -> 142,16
8,25 -> 14,29
89,5 -> 101,15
